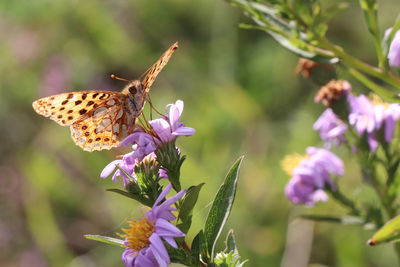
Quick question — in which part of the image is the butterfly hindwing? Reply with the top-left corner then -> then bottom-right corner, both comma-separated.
69,94 -> 134,151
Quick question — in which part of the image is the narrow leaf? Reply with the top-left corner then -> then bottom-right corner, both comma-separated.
191,230 -> 205,265
106,188 -> 152,207
177,183 -> 204,233
204,156 -> 244,261
84,234 -> 124,246
368,215 -> 400,246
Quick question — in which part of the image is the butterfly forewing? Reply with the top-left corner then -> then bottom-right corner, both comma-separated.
33,91 -> 116,126
141,42 -> 178,92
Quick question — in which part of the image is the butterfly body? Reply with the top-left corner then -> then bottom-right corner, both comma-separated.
32,42 -> 178,151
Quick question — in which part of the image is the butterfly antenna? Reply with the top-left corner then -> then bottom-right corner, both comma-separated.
110,74 -> 131,83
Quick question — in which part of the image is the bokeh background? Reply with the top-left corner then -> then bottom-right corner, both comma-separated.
1,0 -> 400,266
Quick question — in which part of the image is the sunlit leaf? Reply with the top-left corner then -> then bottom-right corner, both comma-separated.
368,215 -> 400,246
204,156 -> 244,261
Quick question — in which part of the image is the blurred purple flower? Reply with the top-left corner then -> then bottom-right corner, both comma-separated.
9,28 -> 40,64
313,108 -> 347,148
121,184 -> 185,267
283,147 -> 344,206
101,100 -> 194,183
385,27 -> 400,67
40,55 -> 71,97
348,94 -> 400,152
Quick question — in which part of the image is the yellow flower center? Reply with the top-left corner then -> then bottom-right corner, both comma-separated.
281,153 -> 309,176
119,217 -> 155,251
369,93 -> 389,109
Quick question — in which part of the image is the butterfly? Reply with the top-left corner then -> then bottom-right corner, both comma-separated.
32,42 -> 178,151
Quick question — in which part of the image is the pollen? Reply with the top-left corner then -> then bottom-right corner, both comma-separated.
281,153 -> 308,176
118,217 -> 155,251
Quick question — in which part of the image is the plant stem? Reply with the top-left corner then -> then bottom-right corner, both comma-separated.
358,0 -> 386,70
319,37 -> 400,90
347,68 -> 396,101
330,188 -> 360,216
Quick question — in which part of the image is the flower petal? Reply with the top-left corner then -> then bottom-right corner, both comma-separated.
149,234 -> 170,266
100,160 -> 121,178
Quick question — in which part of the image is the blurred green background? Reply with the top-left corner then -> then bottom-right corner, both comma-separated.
1,0 -> 400,266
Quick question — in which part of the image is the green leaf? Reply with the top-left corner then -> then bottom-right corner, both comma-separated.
106,188 -> 153,207
191,230 -> 206,266
230,0 -> 337,63
204,156 -> 244,261
177,183 -> 204,233
368,215 -> 400,246
293,0 -> 317,25
84,234 -> 124,247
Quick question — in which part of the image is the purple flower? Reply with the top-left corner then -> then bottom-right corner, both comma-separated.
120,184 -> 186,267
100,152 -> 167,185
101,100 -> 194,182
348,94 -> 400,152
283,147 -> 344,206
285,176 -> 329,206
149,100 -> 195,143
313,108 -> 347,148
386,27 -> 400,67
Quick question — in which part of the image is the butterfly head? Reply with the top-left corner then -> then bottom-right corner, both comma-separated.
123,80 -> 148,112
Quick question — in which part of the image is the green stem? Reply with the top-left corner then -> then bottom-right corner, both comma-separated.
319,37 -> 400,90
347,68 -> 396,101
359,1 -> 386,70
330,188 -> 360,216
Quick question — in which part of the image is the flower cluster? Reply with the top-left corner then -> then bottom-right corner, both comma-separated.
100,100 -> 195,185
120,184 -> 186,267
348,94 -> 400,152
283,147 -> 344,206
287,80 -> 400,207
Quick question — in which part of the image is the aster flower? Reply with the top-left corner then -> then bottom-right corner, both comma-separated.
120,184 -> 186,267
100,153 -> 166,186
101,100 -> 194,183
348,94 -> 400,152
313,108 -> 347,148
385,27 -> 400,67
149,100 -> 195,143
282,147 -> 344,206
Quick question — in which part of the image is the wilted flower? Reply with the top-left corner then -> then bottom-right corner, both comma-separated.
120,184 -> 185,267
282,147 -> 344,206
385,27 -> 400,67
314,80 -> 351,107
313,108 -> 347,148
